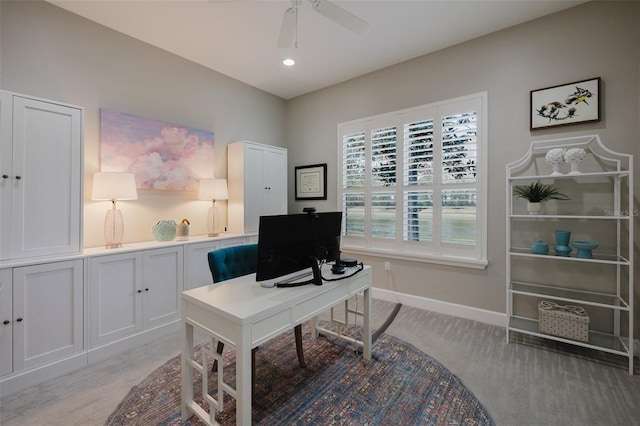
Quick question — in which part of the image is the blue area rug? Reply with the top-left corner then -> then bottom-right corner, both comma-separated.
106,324 -> 494,425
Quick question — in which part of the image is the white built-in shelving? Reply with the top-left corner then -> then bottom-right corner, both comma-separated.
506,134 -> 634,374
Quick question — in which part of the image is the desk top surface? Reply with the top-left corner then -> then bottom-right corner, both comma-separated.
182,264 -> 370,323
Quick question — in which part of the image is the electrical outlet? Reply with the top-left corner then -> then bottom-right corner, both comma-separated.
384,261 -> 391,271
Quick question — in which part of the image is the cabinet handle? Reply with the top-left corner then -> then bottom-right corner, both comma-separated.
137,289 -> 142,293
2,320 -> 10,325
2,174 -> 7,179
15,176 -> 22,180
145,288 -> 149,292
16,318 -> 23,322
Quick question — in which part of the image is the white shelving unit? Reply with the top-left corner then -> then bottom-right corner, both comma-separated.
506,135 -> 634,374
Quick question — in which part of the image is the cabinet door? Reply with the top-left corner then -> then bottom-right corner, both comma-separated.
0,93 -> 12,260
0,269 -> 12,375
142,246 -> 183,329
244,144 -> 267,233
89,252 -> 143,347
264,147 -> 287,216
184,242 -> 218,291
12,260 -> 83,370
11,96 -> 82,259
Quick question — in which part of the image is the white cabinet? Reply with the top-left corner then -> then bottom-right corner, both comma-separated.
183,236 -> 249,291
506,135 -> 634,374
142,247 -> 183,330
228,141 -> 287,234
89,251 -> 141,345
0,268 -> 12,376
89,246 -> 183,347
0,91 -> 83,260
0,261 -> 83,375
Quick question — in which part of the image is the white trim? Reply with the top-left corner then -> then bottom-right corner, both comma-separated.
0,352 -> 88,398
373,287 -> 504,327
338,92 -> 488,266
344,246 -> 488,269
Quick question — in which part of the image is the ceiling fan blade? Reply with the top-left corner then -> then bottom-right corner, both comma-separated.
310,0 -> 369,34
277,7 -> 297,48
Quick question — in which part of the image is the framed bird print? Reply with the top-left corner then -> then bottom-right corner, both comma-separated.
530,77 -> 600,130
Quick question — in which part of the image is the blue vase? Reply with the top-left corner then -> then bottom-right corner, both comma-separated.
554,230 -> 571,256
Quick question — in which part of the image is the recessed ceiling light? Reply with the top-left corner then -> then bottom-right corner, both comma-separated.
283,58 -> 295,67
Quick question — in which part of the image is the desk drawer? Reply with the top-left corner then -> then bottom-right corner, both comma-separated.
252,308 -> 291,345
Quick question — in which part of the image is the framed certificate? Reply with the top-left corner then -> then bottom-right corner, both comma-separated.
295,163 -> 327,200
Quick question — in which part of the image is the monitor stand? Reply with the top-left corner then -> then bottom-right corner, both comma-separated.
275,257 -> 322,287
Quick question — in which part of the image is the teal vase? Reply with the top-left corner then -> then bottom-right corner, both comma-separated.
554,230 -> 571,256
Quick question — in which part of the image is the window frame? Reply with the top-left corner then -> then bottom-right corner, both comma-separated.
337,92 -> 488,269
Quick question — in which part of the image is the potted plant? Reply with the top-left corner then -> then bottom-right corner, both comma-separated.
513,181 -> 569,214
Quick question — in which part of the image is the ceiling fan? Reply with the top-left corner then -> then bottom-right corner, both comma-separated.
277,0 -> 369,48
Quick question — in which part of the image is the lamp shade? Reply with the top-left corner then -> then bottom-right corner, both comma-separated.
92,172 -> 138,201
198,178 -> 228,201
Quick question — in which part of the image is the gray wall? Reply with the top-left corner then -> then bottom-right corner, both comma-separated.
0,0 -> 286,247
285,1 -> 640,317
1,1 -> 639,326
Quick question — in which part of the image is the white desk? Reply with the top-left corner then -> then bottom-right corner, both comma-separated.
181,265 -> 372,426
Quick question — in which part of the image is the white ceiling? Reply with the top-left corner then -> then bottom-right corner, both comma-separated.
48,0 -> 584,100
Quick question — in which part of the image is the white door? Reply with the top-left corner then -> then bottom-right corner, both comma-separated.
0,93 -> 13,260
0,268 -> 12,375
11,96 -> 82,259
89,253 -> 143,346
264,147 -> 287,216
12,260 -> 83,370
142,247 -> 183,329
244,144 -> 266,233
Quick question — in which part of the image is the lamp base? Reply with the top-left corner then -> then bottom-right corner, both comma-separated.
104,208 -> 124,249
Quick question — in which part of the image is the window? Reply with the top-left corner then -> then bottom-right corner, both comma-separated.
338,93 -> 487,268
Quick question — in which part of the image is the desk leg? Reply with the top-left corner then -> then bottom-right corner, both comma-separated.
181,319 -> 194,420
236,330 -> 252,425
363,288 -> 372,360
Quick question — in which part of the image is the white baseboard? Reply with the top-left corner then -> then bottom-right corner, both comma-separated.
88,320 -> 181,365
1,321 -> 181,399
0,352 -> 88,398
372,287 -> 505,327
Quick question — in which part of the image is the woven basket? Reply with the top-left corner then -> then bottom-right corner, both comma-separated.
538,300 -> 589,342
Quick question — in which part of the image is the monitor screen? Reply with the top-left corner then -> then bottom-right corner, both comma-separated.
256,211 -> 342,286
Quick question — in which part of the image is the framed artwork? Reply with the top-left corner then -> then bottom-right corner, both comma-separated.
530,77 -> 600,130
295,163 -> 327,200
100,109 -> 215,190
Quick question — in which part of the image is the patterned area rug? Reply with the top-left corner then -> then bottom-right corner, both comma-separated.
106,324 -> 494,425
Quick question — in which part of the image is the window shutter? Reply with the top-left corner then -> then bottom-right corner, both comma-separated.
403,120 -> 434,186
342,132 -> 366,189
371,126 -> 397,187
403,190 -> 433,242
441,112 -> 477,184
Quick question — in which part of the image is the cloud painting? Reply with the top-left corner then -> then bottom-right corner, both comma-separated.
100,109 -> 215,190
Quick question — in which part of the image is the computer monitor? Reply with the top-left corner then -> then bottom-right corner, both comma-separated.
256,211 -> 342,287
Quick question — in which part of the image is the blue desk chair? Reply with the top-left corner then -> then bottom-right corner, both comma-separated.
207,244 -> 306,384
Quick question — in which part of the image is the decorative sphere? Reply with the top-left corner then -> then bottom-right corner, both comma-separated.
564,148 -> 586,164
545,148 -> 566,166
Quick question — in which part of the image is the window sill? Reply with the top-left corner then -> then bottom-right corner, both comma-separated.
341,245 -> 488,270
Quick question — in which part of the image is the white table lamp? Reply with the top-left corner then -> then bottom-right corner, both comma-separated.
198,178 -> 228,237
92,172 -> 138,248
